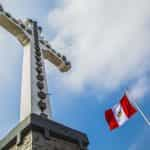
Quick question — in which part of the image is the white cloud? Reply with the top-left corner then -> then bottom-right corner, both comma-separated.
48,0 -> 150,93
128,77 -> 150,102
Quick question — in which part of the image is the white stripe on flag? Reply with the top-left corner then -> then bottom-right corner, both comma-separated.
112,103 -> 128,126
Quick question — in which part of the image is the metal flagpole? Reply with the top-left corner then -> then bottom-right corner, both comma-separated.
126,90 -> 150,126
133,100 -> 150,126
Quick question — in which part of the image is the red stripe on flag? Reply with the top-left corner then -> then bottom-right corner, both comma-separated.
120,94 -> 137,118
105,109 -> 119,130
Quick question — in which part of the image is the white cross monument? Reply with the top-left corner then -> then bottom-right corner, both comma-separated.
0,4 -> 71,121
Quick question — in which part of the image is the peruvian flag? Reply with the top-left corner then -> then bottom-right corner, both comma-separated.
105,94 -> 137,131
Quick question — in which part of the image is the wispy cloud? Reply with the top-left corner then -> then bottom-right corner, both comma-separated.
48,0 -> 150,93
128,77 -> 150,102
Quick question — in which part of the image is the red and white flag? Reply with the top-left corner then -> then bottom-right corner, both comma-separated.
105,94 -> 137,131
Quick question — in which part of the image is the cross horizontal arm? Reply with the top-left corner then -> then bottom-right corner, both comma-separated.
0,7 -> 31,46
40,41 -> 71,72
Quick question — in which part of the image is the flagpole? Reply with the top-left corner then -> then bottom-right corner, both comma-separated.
126,91 -> 150,126
132,100 -> 150,126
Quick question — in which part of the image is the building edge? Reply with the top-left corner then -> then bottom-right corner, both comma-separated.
0,114 -> 89,150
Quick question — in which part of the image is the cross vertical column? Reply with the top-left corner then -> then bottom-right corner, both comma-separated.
20,21 -> 51,121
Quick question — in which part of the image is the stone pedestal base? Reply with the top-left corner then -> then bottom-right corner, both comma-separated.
0,114 -> 89,150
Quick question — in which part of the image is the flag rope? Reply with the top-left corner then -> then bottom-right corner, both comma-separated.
126,90 -> 150,126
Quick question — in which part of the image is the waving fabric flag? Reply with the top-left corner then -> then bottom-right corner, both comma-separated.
105,94 -> 137,131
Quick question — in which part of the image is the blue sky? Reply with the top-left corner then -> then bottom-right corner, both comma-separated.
0,0 -> 150,150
